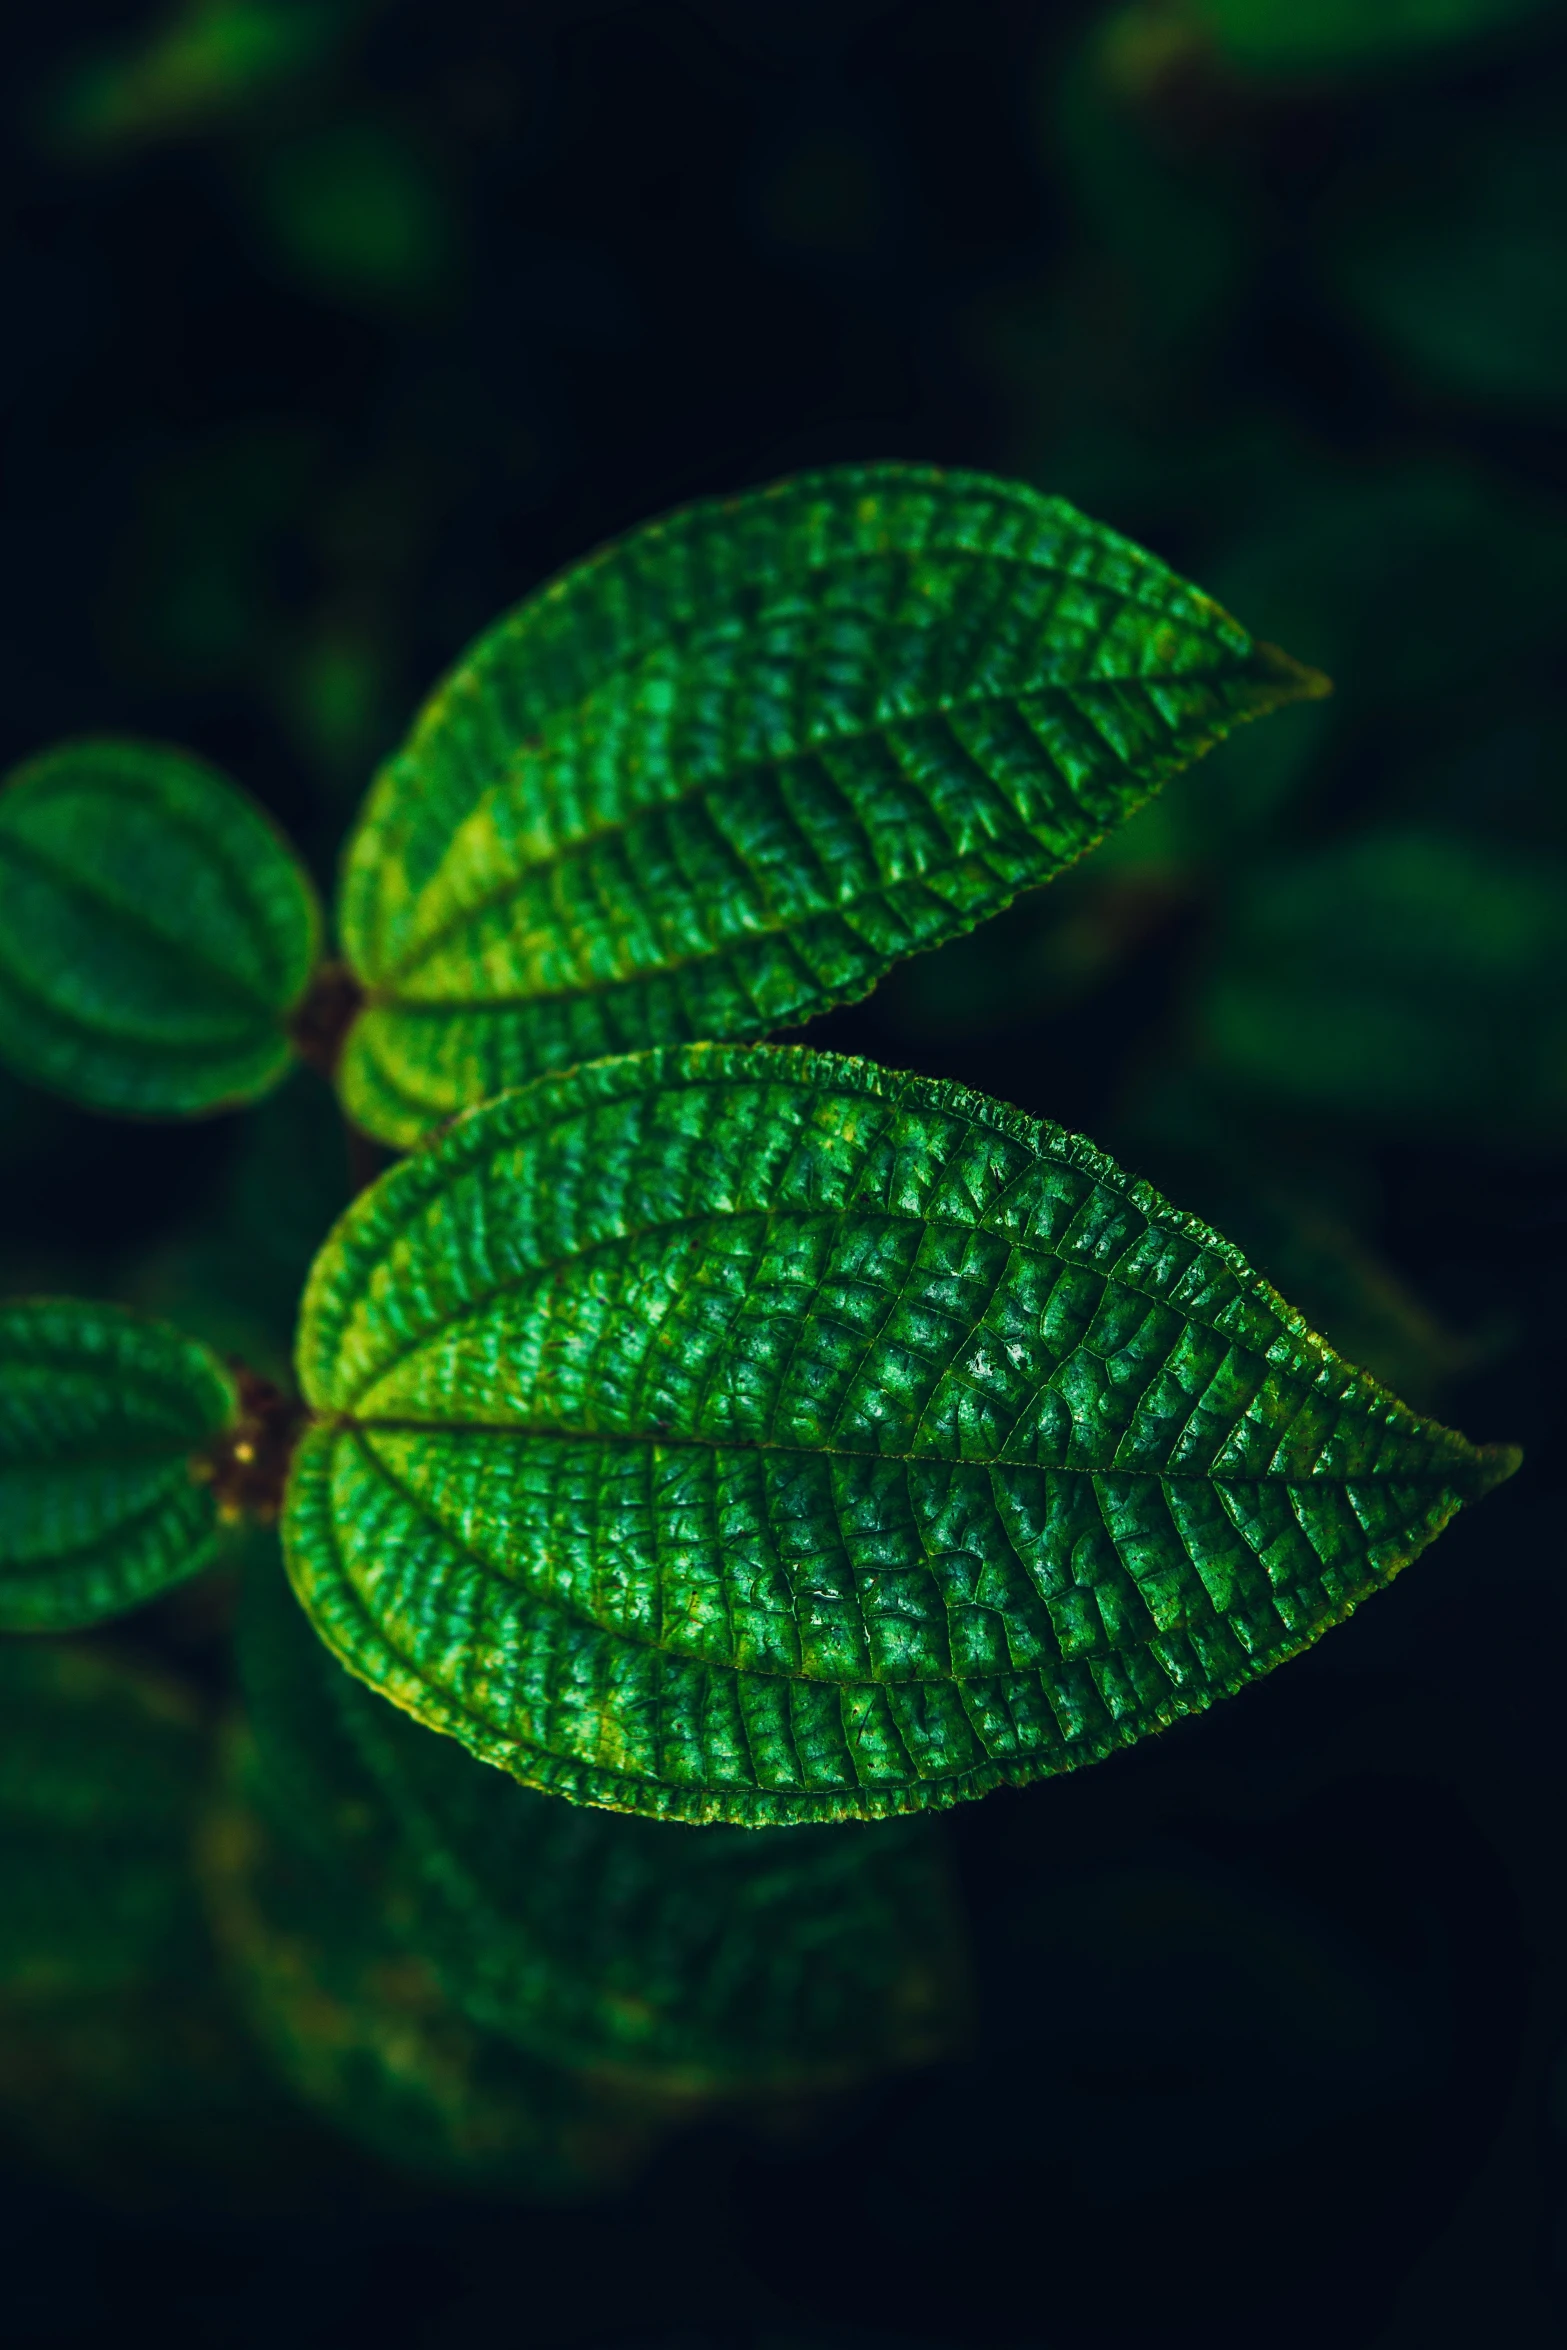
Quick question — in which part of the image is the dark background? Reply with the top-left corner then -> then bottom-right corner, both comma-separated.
4,1 -> 1567,2343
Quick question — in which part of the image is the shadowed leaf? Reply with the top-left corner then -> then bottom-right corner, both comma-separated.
241,1537 -> 967,2093
0,1298 -> 236,1629
0,740 -> 322,1118
0,1640 -> 286,2200
1199,830 -> 1567,1138
284,1044 -> 1517,1826
336,463 -> 1324,1147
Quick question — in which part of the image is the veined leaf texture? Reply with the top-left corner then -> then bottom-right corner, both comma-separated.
0,740 -> 321,1117
336,463 -> 1325,1147
0,1299 -> 236,1629
284,1044 -> 1518,1826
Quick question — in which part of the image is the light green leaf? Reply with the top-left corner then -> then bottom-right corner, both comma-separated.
336,463 -> 1324,1148
0,1298 -> 237,1630
0,739 -> 323,1117
284,1043 -> 1518,1826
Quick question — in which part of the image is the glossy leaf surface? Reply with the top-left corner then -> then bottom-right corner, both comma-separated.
0,739 -> 322,1117
336,463 -> 1324,1147
0,1299 -> 236,1629
285,1044 -> 1518,1825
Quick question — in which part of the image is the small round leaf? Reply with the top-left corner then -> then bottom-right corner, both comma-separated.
0,1298 -> 237,1630
0,739 -> 322,1117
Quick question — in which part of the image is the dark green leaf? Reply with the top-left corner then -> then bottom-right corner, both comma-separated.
0,1298 -> 237,1630
336,463 -> 1325,1147
1199,829 -> 1567,1139
0,1639 -> 281,2199
334,1633 -> 968,2090
1330,115 -> 1567,411
0,1639 -> 208,1992
284,1043 -> 1518,1826
1115,0 -> 1558,77
0,739 -> 322,1117
240,1532 -> 967,2093
216,1560 -> 692,2195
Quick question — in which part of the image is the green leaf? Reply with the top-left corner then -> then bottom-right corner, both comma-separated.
0,739 -> 323,1118
1198,829 -> 1567,1139
0,1298 -> 237,1630
218,1553 -> 700,2195
1106,0 -> 1558,78
0,1639 -> 209,1993
336,463 -> 1325,1148
284,1043 -> 1519,1826
333,1625 -> 967,2091
204,1727 -> 677,2195
0,1639 -> 282,2200
240,1532 -> 966,2093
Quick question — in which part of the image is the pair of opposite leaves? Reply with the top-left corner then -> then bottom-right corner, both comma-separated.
0,463 -> 1519,1827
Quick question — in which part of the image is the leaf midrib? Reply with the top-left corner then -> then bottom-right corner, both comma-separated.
321,1422 -> 1452,1708
330,1414 -> 1462,1488
369,654 -> 1269,992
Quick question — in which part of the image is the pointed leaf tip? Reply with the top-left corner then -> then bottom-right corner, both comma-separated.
285,1043 -> 1515,1826
1473,1441 -> 1524,1498
336,462 -> 1329,1148
1249,640 -> 1334,706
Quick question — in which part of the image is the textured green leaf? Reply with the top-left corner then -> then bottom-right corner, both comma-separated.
241,1533 -> 966,2092
0,739 -> 322,1117
0,1298 -> 237,1630
336,463 -> 1324,1147
284,1043 -> 1519,1826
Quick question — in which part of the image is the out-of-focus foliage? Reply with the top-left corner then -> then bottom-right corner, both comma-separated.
0,740 -> 321,1118
0,1640 -> 278,2196
335,462 -> 1324,1148
0,1299 -> 235,1630
1328,111 -> 1567,410
127,1069 -> 353,1384
44,0 -> 364,156
239,1546 -> 967,2107
219,1550 -> 963,2191
1199,830 -> 1567,1139
242,117 -> 457,312
1099,0 -> 1557,81
202,1723 -> 678,2196
286,1043 -> 1515,1825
